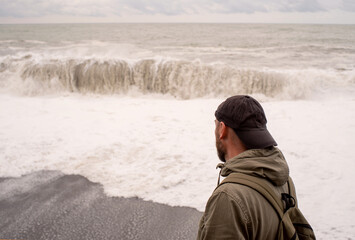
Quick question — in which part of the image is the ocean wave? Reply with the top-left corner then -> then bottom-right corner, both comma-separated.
0,56 -> 353,99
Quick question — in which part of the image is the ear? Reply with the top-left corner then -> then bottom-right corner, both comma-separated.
218,121 -> 228,139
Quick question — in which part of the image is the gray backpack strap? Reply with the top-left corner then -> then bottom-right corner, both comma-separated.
220,172 -> 285,219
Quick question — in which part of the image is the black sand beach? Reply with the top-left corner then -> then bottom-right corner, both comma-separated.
0,171 -> 202,240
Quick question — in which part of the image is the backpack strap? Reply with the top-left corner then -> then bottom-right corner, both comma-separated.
219,172 -> 285,219
287,177 -> 298,207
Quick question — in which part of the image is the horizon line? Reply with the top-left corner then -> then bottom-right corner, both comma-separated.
1,22 -> 355,25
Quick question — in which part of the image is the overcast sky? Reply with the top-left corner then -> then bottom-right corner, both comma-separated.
0,0 -> 354,24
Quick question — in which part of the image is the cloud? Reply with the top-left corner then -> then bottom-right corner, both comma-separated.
0,0 -> 113,18
342,0 -> 355,11
0,0 -> 353,19
209,0 -> 268,13
210,0 -> 329,13
279,0 -> 324,12
117,0 -> 187,15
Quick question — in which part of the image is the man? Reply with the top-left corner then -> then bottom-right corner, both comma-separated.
197,95 -> 291,240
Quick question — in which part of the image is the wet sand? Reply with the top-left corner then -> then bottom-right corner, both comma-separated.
0,171 -> 202,240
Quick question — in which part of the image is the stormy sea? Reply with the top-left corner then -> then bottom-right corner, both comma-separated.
1,23 -> 355,239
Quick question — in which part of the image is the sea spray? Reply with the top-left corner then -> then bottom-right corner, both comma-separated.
0,56 -> 334,99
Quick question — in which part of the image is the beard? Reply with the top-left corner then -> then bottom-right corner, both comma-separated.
216,137 -> 227,162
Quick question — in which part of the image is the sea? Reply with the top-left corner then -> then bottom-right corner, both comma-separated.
0,23 -> 355,239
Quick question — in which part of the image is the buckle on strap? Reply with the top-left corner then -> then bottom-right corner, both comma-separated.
281,193 -> 296,212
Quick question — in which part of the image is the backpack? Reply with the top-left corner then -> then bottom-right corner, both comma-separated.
220,173 -> 316,240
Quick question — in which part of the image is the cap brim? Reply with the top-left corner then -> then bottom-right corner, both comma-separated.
234,128 -> 277,149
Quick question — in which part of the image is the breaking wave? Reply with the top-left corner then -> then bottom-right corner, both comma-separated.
0,55 -> 353,99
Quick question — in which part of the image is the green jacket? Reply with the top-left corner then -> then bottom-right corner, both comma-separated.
197,147 -> 290,240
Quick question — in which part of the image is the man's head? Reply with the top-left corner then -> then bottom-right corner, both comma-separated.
214,95 -> 277,161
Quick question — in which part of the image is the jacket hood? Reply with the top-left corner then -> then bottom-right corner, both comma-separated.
219,147 -> 289,186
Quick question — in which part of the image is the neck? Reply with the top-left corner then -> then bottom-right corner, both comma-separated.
225,146 -> 247,162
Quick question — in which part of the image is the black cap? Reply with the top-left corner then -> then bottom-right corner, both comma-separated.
215,95 -> 277,149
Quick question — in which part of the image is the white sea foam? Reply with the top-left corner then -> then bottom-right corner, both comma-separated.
0,94 -> 354,239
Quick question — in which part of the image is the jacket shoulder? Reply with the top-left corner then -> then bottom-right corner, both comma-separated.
214,181 -> 263,209
198,186 -> 252,240
198,182 -> 280,240
209,183 -> 257,224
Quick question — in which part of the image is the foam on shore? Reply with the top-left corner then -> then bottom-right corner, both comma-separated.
1,94 -> 355,239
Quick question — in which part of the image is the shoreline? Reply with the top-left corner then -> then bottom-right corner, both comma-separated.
0,170 -> 202,240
